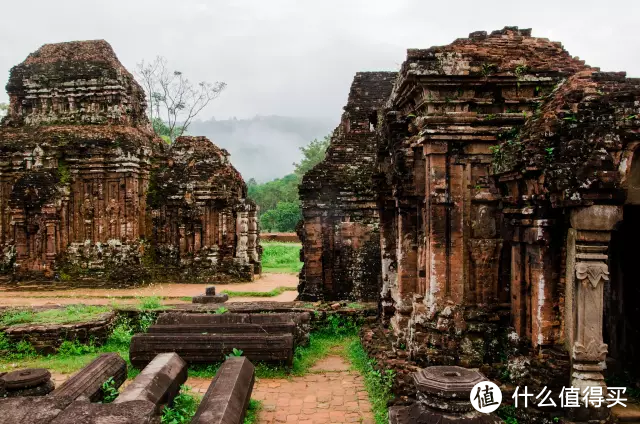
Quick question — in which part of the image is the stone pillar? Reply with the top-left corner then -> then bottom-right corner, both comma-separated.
565,205 -> 622,421
235,211 -> 249,262
247,211 -> 259,263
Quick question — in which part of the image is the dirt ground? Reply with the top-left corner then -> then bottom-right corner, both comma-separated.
0,273 -> 298,307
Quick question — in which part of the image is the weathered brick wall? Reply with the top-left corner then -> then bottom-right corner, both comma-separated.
0,40 -> 260,283
298,72 -> 396,301
377,27 -> 587,366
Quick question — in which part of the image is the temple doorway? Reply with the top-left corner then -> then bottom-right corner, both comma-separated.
605,204 -> 640,379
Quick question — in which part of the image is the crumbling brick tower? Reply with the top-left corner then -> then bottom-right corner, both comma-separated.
0,40 -> 159,277
377,27 -> 586,365
298,72 -> 396,301
150,136 -> 261,281
494,70 -> 640,420
0,40 -> 260,283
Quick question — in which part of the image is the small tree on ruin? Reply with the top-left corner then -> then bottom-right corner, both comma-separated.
136,56 -> 226,143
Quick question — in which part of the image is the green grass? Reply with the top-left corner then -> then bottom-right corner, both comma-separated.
244,399 -> 263,424
0,305 -> 111,327
347,339 -> 395,424
261,241 -> 302,274
0,316 -> 137,377
222,286 -> 297,298
161,385 -> 201,424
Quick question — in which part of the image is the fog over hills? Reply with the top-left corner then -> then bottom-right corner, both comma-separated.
187,115 -> 335,182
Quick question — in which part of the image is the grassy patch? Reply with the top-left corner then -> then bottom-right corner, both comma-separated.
0,305 -> 111,327
347,339 -> 395,424
0,316 -> 137,377
137,296 -> 172,310
161,385 -> 201,424
222,286 -> 297,298
244,399 -> 263,424
261,242 -> 302,274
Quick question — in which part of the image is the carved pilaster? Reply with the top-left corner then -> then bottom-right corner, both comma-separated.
565,205 -> 622,421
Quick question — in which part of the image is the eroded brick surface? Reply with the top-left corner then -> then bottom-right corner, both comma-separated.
298,72 -> 396,302
0,40 -> 260,284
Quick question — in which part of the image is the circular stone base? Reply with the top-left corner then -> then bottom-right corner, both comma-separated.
5,379 -> 55,397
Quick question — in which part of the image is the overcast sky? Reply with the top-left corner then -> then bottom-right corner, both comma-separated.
1,0 -> 639,123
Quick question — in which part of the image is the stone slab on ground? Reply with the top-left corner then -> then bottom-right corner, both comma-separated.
51,353 -> 127,402
147,322 -> 297,335
129,333 -> 294,368
192,356 -> 255,424
613,403 -> 640,422
51,400 -> 159,424
192,294 -> 229,304
114,352 -> 187,408
0,396 -> 73,424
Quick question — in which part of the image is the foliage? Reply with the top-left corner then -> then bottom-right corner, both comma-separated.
58,340 -> 97,356
496,404 -> 519,424
57,160 -> 71,185
153,118 -> 183,144
100,376 -> 119,403
0,305 -> 111,326
214,306 -> 228,314
347,339 -> 395,424
161,386 -> 201,424
247,135 -> 330,232
137,296 -> 165,311
222,286 -> 296,297
261,241 -> 302,274
293,134 -> 331,178
0,102 -> 7,118
243,399 -> 262,424
137,56 -> 226,143
260,201 -> 302,232
224,348 -> 244,359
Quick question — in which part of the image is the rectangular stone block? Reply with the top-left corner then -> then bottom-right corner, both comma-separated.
0,396 -> 73,424
191,357 -> 255,424
114,352 -> 187,409
192,294 -> 229,304
147,322 -> 296,335
129,333 -> 293,368
51,400 -> 159,424
51,353 -> 127,402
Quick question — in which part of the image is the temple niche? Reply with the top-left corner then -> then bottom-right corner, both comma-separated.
0,40 -> 260,283
297,72 -> 396,301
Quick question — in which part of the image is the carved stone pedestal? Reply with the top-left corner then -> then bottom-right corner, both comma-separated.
389,366 -> 501,424
192,286 -> 229,304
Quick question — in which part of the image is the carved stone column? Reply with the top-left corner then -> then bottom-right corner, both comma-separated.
565,205 -> 622,421
247,211 -> 259,263
235,211 -> 249,262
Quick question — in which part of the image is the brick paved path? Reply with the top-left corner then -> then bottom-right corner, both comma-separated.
52,355 -> 374,424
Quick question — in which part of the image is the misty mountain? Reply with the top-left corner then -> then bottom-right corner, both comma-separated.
187,115 -> 335,182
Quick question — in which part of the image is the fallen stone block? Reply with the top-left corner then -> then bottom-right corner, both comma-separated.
51,400 -> 159,424
114,352 -> 187,409
155,312 -> 310,346
147,322 -> 296,335
0,396 -> 74,424
192,293 -> 229,304
191,356 -> 255,424
52,353 -> 127,402
130,333 -> 293,368
2,368 -> 55,397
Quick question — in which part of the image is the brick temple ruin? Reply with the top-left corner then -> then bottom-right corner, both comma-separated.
0,40 -> 261,283
299,27 -> 640,420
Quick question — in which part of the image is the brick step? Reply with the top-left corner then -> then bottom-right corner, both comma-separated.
613,404 -> 640,422
129,333 -> 294,368
155,312 -> 308,325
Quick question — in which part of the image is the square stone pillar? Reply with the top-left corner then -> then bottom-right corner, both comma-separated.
565,205 -> 622,421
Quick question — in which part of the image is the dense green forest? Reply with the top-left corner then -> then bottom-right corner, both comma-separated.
247,135 -> 331,232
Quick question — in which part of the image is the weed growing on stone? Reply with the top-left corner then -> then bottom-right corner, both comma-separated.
161,385 -> 201,424
261,242 -> 303,274
347,339 -> 395,424
243,399 -> 263,424
214,306 -> 228,314
100,376 -> 119,404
